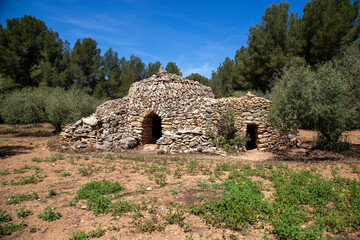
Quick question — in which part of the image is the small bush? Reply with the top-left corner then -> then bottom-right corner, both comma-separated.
61,171 -> 71,177
0,169 -> 11,175
0,221 -> 27,236
0,209 -> 11,224
10,175 -> 38,185
75,180 -> 125,215
16,206 -> 33,218
37,206 -> 62,222
31,157 -> 44,163
69,230 -> 88,240
76,180 -> 125,200
6,191 -> 39,205
28,225 -> 38,233
211,109 -> 247,152
78,167 -> 91,176
46,190 -> 58,199
87,223 -> 105,238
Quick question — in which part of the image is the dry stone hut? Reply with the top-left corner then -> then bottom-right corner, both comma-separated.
60,71 -> 298,153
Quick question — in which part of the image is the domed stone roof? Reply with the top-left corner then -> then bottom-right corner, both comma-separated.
127,72 -> 214,101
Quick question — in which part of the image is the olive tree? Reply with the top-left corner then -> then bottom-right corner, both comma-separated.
269,42 -> 360,149
1,87 -> 103,132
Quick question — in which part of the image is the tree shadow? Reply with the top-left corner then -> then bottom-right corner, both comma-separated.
273,143 -> 360,164
0,145 -> 34,159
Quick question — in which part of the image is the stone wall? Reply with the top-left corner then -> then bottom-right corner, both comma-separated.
60,72 -> 299,153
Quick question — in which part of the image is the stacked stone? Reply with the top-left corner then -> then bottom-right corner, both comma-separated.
219,93 -> 277,151
60,72 -> 299,153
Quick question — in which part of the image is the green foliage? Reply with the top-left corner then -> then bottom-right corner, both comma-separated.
211,109 -> 246,152
133,215 -> 165,233
165,62 -> 182,76
111,199 -> 137,216
37,206 -> 62,221
75,180 -> 125,215
269,42 -> 360,149
154,172 -> 166,186
61,171 -> 71,177
135,185 -> 148,195
210,0 -> 359,97
117,55 -> 145,97
0,15 -> 62,88
28,225 -> 38,233
78,167 -> 91,176
0,88 -> 47,125
164,204 -> 188,229
0,221 -> 27,236
76,180 -> 125,200
46,87 -> 102,132
69,38 -> 102,94
301,0 -> 360,65
31,157 -> 44,163
87,223 -> 105,238
203,179 -> 264,230
190,164 -> 360,239
0,209 -> 11,224
145,61 -> 162,78
46,190 -> 58,199
170,188 -> 178,196
0,87 -> 102,132
10,174 -> 38,185
6,191 -> 39,205
186,73 -> 210,86
16,206 -> 33,218
69,230 -> 88,240
0,169 -> 10,175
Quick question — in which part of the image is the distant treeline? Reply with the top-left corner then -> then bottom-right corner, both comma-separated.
0,0 -> 359,99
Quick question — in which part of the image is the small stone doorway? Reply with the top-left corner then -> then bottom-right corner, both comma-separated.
142,113 -> 162,144
246,125 -> 257,150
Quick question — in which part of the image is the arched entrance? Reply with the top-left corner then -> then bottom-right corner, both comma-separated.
246,124 -> 257,150
142,112 -> 162,144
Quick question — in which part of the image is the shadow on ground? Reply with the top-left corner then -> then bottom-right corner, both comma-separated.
273,143 -> 360,164
0,145 -> 34,159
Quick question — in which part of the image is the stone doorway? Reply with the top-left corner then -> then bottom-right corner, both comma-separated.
246,124 -> 257,150
142,112 -> 162,144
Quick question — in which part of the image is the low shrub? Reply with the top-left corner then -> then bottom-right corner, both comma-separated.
16,206 -> 33,218
37,206 -> 62,222
6,191 -> 39,205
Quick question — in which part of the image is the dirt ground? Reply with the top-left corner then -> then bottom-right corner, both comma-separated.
0,124 -> 359,240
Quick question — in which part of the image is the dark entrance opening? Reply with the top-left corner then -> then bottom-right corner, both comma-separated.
142,113 -> 162,144
152,115 -> 162,141
246,125 -> 257,150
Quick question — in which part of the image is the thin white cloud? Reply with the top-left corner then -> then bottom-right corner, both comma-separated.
182,63 -> 213,78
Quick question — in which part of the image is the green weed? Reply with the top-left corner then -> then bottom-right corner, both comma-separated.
136,185 -> 148,195
75,180 -> 125,215
37,206 -> 62,221
31,157 -> 44,163
0,209 -> 11,224
28,225 -> 38,233
0,169 -> 11,175
61,171 -> 71,177
10,174 -> 38,185
0,221 -> 27,236
6,191 -> 39,205
170,188 -> 178,196
16,206 -> 33,218
69,230 -> 88,240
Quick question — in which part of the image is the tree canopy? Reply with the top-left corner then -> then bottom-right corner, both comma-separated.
269,41 -> 360,149
212,0 -> 359,97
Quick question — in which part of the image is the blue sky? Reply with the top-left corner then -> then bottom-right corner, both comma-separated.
0,0 -> 309,78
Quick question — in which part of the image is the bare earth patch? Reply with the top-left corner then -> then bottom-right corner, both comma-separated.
0,124 -> 359,239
